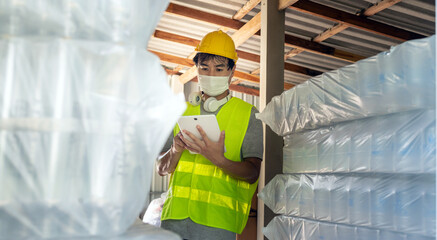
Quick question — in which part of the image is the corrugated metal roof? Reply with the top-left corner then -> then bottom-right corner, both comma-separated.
170,0 -> 248,18
312,0 -> 435,35
147,0 -> 435,93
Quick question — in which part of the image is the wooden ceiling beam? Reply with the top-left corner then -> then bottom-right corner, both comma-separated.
230,84 -> 260,96
231,12 -> 261,47
284,82 -> 294,90
165,3 -> 245,30
159,53 -> 294,93
362,0 -> 402,16
165,69 -> 182,75
198,77 -> 296,93
278,0 -> 299,10
232,79 -> 244,85
192,77 -> 261,96
153,30 -> 322,76
165,3 -> 363,63
154,30 -> 260,62
312,23 -> 349,43
233,71 -> 260,84
178,65 -> 198,84
251,69 -> 260,75
151,50 -> 260,84
180,67 -> 198,83
312,0 -> 403,43
285,34 -> 365,62
153,30 -> 199,47
192,77 -> 294,96
151,50 -> 193,66
290,0 -> 425,41
284,48 -> 305,60
233,0 -> 261,20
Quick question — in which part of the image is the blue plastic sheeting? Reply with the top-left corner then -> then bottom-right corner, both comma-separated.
257,35 -> 436,136
264,215 -> 435,240
0,0 -> 186,239
259,173 -> 436,237
283,110 -> 436,174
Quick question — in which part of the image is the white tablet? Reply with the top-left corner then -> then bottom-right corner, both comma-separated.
177,115 -> 221,143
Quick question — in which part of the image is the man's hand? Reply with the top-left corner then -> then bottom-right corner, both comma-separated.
181,125 -> 226,166
181,126 -> 261,184
157,132 -> 186,176
171,132 -> 187,154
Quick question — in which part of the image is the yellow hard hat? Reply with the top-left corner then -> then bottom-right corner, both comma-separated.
195,30 -> 238,62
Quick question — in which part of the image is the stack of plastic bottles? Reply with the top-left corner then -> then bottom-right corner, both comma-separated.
0,0 -> 184,239
257,35 -> 436,240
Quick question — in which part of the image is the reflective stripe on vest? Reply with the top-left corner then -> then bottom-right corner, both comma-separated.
161,97 -> 258,234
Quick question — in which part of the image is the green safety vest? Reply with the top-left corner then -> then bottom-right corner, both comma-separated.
161,97 -> 258,234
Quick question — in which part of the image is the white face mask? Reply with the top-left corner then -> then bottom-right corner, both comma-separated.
198,75 -> 230,97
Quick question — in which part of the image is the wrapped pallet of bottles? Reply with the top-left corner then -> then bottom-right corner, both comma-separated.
257,35 -> 436,240
0,0 -> 184,239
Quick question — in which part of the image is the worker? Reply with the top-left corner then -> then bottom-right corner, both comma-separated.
157,30 -> 263,240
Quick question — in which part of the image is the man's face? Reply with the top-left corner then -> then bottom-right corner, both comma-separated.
198,58 -> 233,78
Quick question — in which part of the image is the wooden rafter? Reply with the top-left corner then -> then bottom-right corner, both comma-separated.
290,0 -> 424,41
231,12 -> 261,47
151,50 -> 193,66
230,84 -> 260,96
191,77 -> 261,96
192,77 -> 294,96
172,65 -> 185,73
284,34 -> 365,62
312,0 -> 403,43
164,3 -> 364,63
282,48 -> 305,71
278,0 -> 299,10
232,79 -> 244,85
234,71 -> 260,84
312,23 -> 349,43
153,30 -> 321,76
151,50 -> 294,93
284,48 -> 305,60
150,50 -> 260,84
233,0 -> 261,20
284,83 -> 294,90
362,0 -> 402,16
251,69 -> 260,75
154,30 -> 259,62
154,30 -> 199,47
165,3 -> 245,30
165,68 -> 182,76
187,51 -> 197,60
175,64 -> 196,84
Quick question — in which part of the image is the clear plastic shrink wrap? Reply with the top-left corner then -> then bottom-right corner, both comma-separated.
257,35 -> 436,136
0,0 -> 186,239
263,216 -> 435,240
283,110 -> 436,174
108,221 -> 180,240
0,0 -> 168,46
259,174 -> 436,237
37,221 -> 181,240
